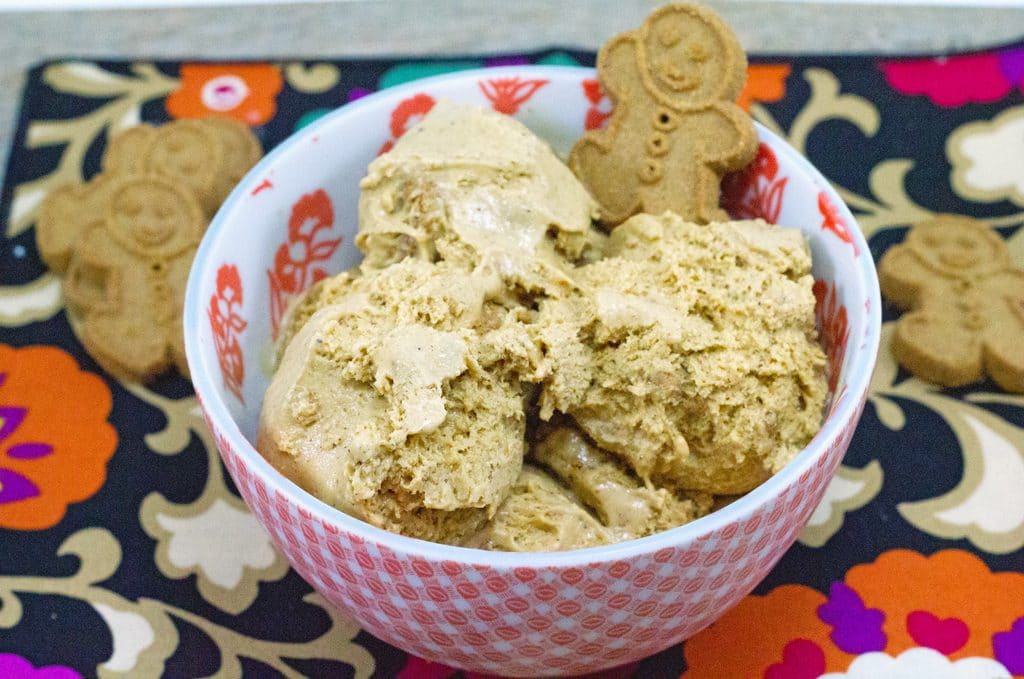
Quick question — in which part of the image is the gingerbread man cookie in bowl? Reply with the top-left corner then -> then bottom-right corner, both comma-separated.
569,2 -> 757,226
879,214 -> 1024,393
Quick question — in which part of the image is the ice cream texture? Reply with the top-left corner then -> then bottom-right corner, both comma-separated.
357,99 -> 605,297
258,100 -> 827,549
535,213 -> 827,494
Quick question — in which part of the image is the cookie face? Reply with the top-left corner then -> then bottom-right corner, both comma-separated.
142,119 -> 223,213
102,124 -> 156,175
640,3 -> 747,108
36,118 -> 248,384
104,177 -> 204,259
903,217 -> 1008,278
643,6 -> 729,104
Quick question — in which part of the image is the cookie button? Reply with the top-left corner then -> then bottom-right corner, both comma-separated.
646,131 -> 670,157
962,312 -> 986,331
639,158 -> 663,184
653,107 -> 681,132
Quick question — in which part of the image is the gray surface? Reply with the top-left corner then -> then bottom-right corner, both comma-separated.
2,0 -> 1023,190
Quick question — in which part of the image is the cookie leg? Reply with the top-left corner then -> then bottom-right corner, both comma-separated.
569,137 -> 640,225
892,309 -> 984,387
983,306 -> 1024,393
81,311 -> 170,382
696,167 -> 730,224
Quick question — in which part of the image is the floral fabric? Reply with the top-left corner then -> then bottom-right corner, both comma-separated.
0,44 -> 1022,678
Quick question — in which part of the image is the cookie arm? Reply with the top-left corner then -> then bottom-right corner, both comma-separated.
595,33 -> 642,109
36,185 -> 91,273
693,105 -> 757,171
982,270 -> 1024,393
893,306 -> 985,388
878,244 -> 942,310
568,34 -> 645,225
63,227 -> 120,314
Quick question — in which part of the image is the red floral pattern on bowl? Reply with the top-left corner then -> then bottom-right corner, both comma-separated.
721,143 -> 788,223
207,264 -> 247,403
267,189 -> 341,340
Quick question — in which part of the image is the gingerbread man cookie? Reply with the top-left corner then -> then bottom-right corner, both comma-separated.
568,3 -> 757,226
63,176 -> 205,381
36,117 -> 263,382
879,215 -> 1024,393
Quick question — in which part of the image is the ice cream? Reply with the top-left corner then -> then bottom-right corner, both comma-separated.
258,259 -> 539,543
531,425 -> 713,539
357,99 -> 605,297
469,464 -> 614,552
258,100 -> 828,550
535,213 -> 827,494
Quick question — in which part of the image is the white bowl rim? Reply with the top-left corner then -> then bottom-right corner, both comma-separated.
184,65 -> 883,569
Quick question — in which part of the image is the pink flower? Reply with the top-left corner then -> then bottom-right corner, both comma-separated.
880,48 -> 1024,107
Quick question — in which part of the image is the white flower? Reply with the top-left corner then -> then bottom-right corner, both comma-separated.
821,647 -> 1011,679
948,105 -> 1024,206
156,498 -> 277,590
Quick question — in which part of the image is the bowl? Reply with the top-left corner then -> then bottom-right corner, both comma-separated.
184,65 -> 881,677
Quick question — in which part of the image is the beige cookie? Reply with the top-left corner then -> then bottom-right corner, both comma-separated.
568,3 -> 756,225
101,124 -> 157,175
879,214 -> 1024,393
63,176 -> 205,382
141,119 -> 225,217
202,116 -> 263,205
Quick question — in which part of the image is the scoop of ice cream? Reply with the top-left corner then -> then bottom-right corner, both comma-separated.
535,213 -> 827,494
357,100 -> 604,296
468,464 -> 613,552
531,425 -> 712,541
257,259 -> 540,543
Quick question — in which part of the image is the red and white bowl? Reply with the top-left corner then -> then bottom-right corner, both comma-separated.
184,66 -> 882,677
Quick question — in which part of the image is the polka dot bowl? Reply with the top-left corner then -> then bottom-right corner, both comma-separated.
183,66 -> 881,677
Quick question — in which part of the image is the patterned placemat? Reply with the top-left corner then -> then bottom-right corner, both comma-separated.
1,43 -> 1023,678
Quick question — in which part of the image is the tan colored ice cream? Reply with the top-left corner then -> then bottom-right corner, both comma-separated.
357,100 -> 604,297
258,259 -> 541,543
468,464 -> 614,552
535,213 -> 827,494
531,426 -> 712,541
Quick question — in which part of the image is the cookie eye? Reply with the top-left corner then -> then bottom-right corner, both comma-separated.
687,42 -> 709,62
156,204 -> 173,219
659,25 -> 681,47
957,237 -> 976,250
923,233 -> 943,249
121,199 -> 143,217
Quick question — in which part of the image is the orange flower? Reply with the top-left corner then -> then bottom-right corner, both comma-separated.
0,345 -> 117,530
849,550 -> 1024,661
166,64 -> 283,126
683,585 -> 854,678
738,64 -> 791,111
682,550 -> 1024,678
